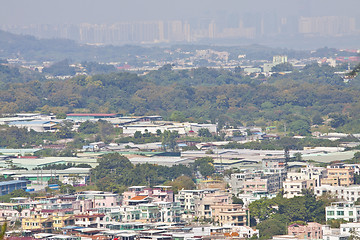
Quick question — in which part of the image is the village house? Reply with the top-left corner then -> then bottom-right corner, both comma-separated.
321,164 -> 354,187
315,185 -> 360,202
326,202 -> 360,222
122,186 -> 174,206
288,222 -> 323,239
211,204 -> 248,226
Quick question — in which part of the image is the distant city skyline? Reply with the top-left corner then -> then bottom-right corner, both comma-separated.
1,0 -> 360,48
1,16 -> 358,45
1,0 -> 360,25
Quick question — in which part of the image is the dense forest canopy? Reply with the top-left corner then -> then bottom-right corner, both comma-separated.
1,61 -> 360,133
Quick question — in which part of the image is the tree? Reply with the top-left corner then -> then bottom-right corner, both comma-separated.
48,179 -> 63,186
289,120 -> 311,136
56,121 -> 74,139
10,189 -> 30,198
78,121 -> 98,134
327,219 -> 347,228
0,222 -> 7,240
76,163 -> 92,168
330,114 -> 348,128
164,176 -> 195,193
349,229 -> 360,240
232,195 -> 244,205
294,152 -> 302,161
92,153 -> 133,181
42,59 -> 76,76
60,184 -> 76,194
249,191 -> 326,232
56,112 -> 67,119
271,63 -> 294,72
348,62 -> 360,78
194,157 -> 215,178
198,128 -> 212,138
161,130 -> 179,152
284,146 -> 290,162
312,114 -> 324,125
256,218 -> 286,239
170,111 -> 185,122
134,131 -> 142,139
156,129 -> 162,136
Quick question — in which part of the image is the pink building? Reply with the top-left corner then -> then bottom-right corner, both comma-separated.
242,178 -> 268,193
76,191 -> 120,208
288,222 -> 323,239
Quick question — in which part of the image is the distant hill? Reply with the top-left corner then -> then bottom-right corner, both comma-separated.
0,30 -> 356,67
0,30 -> 315,64
0,30 -> 160,63
0,63 -> 45,87
0,30 -> 81,61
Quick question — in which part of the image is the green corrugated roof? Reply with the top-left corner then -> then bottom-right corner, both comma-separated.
302,151 -> 356,163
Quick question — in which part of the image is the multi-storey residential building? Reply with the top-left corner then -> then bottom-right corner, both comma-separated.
262,158 -> 286,175
300,165 -> 326,187
288,222 -> 323,239
76,191 -> 120,208
242,174 -> 282,194
122,186 -> 173,205
52,212 -> 75,230
230,170 -> 282,195
115,202 -> 182,223
315,185 -> 360,202
283,179 -> 315,198
154,201 -> 182,223
326,202 -> 360,222
137,204 -> 160,223
118,205 -> 141,222
194,191 -> 231,219
211,204 -> 248,226
0,202 -> 32,221
230,171 -> 262,194
176,189 -> 212,214
321,164 -> 354,187
72,199 -> 93,213
74,213 -> 105,228
22,208 -> 75,232
241,177 -> 268,193
340,222 -> 360,235
22,214 -> 53,232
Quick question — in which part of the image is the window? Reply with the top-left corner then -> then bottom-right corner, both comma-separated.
327,211 -> 335,216
337,211 -> 345,216
349,211 -> 354,216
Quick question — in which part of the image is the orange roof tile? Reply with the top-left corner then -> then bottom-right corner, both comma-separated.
130,195 -> 148,201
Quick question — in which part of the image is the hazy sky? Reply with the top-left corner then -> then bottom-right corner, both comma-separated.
1,0 -> 360,25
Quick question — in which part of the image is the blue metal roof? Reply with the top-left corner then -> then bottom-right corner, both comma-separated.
61,226 -> 84,230
0,180 -> 28,186
9,120 -> 58,125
